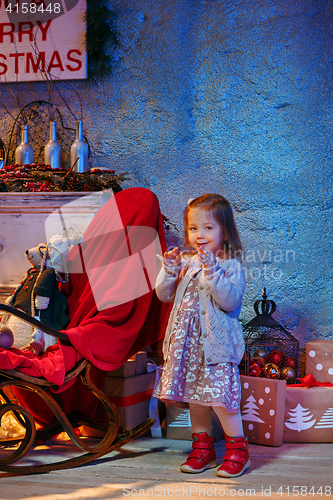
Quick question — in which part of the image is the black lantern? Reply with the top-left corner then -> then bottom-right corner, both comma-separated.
0,138 -> 5,169
243,288 -> 299,383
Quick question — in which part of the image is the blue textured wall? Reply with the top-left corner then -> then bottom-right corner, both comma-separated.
1,0 -> 333,345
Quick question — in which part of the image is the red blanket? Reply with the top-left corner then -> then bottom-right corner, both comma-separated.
0,188 -> 171,423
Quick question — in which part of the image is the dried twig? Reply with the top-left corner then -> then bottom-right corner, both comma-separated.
63,157 -> 79,178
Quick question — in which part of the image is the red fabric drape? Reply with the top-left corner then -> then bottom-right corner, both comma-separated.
0,187 -> 171,424
61,187 -> 170,371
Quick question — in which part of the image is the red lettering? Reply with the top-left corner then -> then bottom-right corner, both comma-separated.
66,49 -> 82,71
18,22 -> 34,43
0,54 -> 7,75
0,23 -> 15,44
36,20 -> 52,41
9,52 -> 24,74
26,51 -> 46,73
48,50 -> 64,72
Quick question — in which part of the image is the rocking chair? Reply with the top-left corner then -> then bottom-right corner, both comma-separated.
0,187 -> 170,475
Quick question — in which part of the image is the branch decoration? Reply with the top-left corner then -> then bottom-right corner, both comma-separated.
0,164 -> 129,192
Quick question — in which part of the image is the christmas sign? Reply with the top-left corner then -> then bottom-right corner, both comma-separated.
240,375 -> 287,446
306,339 -> 333,383
284,385 -> 333,442
0,0 -> 87,82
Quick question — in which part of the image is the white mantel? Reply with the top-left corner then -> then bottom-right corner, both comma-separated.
0,192 -> 105,299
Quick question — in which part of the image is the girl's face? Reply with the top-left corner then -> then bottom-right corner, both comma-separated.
187,208 -> 224,256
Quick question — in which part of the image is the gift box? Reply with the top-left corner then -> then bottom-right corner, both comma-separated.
147,361 -> 165,438
306,340 -> 333,383
135,351 -> 148,375
80,360 -> 157,438
165,405 -> 223,441
105,359 -> 136,378
103,371 -> 156,430
105,351 -> 147,378
240,375 -> 287,446
283,375 -> 333,443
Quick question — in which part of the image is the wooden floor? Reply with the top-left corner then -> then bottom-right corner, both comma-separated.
0,436 -> 332,500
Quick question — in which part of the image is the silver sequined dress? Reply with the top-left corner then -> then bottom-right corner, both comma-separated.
154,274 -> 241,412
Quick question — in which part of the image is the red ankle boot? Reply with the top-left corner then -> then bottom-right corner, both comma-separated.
217,435 -> 251,478
180,432 -> 217,473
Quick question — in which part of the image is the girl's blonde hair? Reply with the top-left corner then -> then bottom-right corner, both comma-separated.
183,194 -> 244,261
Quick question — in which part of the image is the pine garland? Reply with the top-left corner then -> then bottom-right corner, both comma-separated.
0,164 -> 129,192
85,0 -> 118,78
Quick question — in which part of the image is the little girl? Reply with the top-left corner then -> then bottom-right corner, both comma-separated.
154,194 -> 249,478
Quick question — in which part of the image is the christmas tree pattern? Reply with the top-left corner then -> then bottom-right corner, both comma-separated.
284,403 -> 316,432
314,408 -> 333,428
241,395 -> 265,423
169,409 -> 191,427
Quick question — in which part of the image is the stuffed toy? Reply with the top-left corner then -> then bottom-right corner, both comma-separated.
0,231 -> 82,355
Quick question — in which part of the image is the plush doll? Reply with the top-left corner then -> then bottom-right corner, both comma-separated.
0,232 -> 82,355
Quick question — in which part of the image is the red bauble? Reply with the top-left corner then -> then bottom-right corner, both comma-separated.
249,359 -> 262,377
266,350 -> 285,365
249,365 -> 261,377
263,363 -> 280,379
285,356 -> 296,368
252,356 -> 265,367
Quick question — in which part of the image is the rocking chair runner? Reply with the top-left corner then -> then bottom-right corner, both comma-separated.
0,187 -> 171,474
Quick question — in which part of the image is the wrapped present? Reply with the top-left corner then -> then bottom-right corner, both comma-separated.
135,351 -> 148,375
165,405 -> 223,441
106,359 -> 136,378
283,374 -> 333,443
306,339 -> 333,383
147,360 -> 165,438
80,360 -> 156,438
103,371 -> 156,429
105,351 -> 147,378
240,375 -> 287,446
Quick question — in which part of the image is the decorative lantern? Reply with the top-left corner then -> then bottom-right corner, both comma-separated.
243,288 -> 299,383
0,137 -> 5,168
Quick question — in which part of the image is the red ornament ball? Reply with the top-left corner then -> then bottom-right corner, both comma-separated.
281,366 -> 295,381
284,356 -> 296,368
263,363 -> 280,379
266,350 -> 285,365
252,356 -> 266,367
249,359 -> 262,377
249,365 -> 262,377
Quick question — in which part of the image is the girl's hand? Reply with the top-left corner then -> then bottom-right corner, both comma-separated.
157,247 -> 182,267
197,247 -> 216,268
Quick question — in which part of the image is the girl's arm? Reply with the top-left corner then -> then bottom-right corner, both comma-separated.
155,248 -> 182,303
203,259 -> 245,312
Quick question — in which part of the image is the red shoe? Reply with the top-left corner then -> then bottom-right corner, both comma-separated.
217,435 -> 251,478
180,432 -> 217,473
